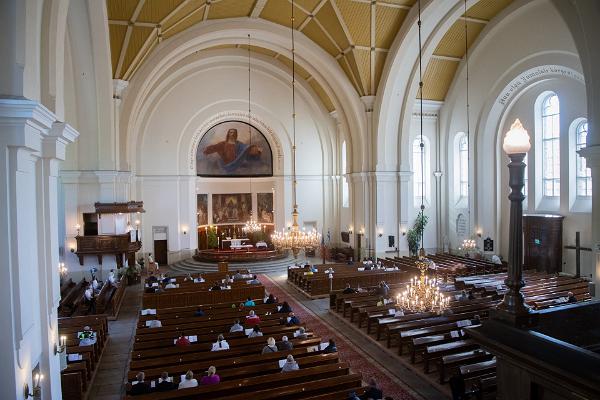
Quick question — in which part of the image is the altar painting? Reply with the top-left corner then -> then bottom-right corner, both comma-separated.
257,193 -> 273,223
212,193 -> 251,224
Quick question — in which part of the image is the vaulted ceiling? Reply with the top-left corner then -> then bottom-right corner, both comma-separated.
107,0 -> 513,109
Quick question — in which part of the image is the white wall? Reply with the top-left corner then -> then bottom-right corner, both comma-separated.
441,0 -> 590,274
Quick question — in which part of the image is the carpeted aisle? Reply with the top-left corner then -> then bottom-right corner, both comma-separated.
259,274 -> 421,400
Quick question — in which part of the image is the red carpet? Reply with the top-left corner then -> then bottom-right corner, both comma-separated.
259,274 -> 418,400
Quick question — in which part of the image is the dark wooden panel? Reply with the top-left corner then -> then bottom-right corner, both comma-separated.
523,215 -> 563,273
154,239 -> 168,265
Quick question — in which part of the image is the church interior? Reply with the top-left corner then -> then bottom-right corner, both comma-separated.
1,0 -> 600,399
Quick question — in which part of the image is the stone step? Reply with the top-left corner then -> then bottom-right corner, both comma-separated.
168,255 -> 310,275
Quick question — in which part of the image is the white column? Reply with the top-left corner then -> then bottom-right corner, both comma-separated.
36,122 -> 78,399
360,96 -> 377,257
0,98 -> 55,399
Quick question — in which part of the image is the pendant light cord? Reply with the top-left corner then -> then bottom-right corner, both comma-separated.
291,0 -> 297,211
418,0 -> 425,252
464,0 -> 470,225
247,34 -> 253,214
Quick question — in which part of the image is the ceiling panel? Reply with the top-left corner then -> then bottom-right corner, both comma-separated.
260,1 -> 309,29
208,0 -> 254,19
107,0 -> 139,20
137,0 -> 185,23
375,4 -> 409,49
335,0 -> 370,46
109,24 -> 128,77
122,26 -> 155,77
315,1 -> 351,51
466,0 -> 513,20
433,20 -> 485,58
302,19 -> 340,56
421,58 -> 459,101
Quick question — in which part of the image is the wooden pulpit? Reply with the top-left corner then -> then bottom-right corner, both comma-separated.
523,214 -> 564,273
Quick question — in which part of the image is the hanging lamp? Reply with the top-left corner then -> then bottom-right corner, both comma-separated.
398,0 -> 448,314
271,0 -> 321,257
243,34 -> 261,234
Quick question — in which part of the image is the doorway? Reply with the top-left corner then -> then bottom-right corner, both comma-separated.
152,226 -> 168,265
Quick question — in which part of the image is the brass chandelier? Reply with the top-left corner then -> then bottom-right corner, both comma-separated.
243,34 -> 261,234
271,0 -> 321,257
398,0 -> 447,314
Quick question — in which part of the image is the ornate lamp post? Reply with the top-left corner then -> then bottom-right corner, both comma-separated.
496,119 -> 532,321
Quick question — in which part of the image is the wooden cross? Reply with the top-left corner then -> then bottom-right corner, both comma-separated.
564,231 -> 592,277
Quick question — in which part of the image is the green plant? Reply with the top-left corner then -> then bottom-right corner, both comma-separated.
406,211 -> 429,256
207,227 -> 218,248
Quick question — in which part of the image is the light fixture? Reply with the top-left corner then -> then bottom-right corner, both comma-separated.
135,219 -> 140,226
476,229 -> 483,238
348,226 -> 353,235
461,239 -> 477,251
502,119 -> 531,154
54,335 -> 67,355
75,224 -> 81,236
271,1 -> 321,257
242,33 -> 262,235
496,117 -> 531,319
398,0 -> 447,315
24,373 -> 43,399
59,263 -> 68,277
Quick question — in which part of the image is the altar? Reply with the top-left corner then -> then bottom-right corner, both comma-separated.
221,238 -> 250,250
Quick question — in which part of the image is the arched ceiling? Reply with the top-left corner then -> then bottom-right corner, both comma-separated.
107,0 -> 513,108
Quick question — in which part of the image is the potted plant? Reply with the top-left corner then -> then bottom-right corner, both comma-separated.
406,211 -> 429,256
123,263 -> 141,285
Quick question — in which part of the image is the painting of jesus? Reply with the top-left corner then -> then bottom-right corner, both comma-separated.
197,121 -> 273,177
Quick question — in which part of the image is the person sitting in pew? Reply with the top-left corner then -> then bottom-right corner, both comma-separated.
195,274 -> 205,283
457,290 -> 469,302
262,337 -> 279,354
164,281 -> 177,289
92,277 -> 100,293
147,273 -> 158,283
244,297 -> 256,307
343,283 -> 356,294
79,326 -> 97,346
347,391 -> 362,400
468,290 -> 476,300
377,281 -> 390,297
265,293 -> 277,304
277,301 -> 292,314
211,334 -> 230,351
154,371 -> 177,392
281,354 -> 299,372
224,275 -> 233,284
147,319 -> 162,328
108,269 -> 117,286
568,291 -> 578,303
277,335 -> 293,351
233,270 -> 244,280
130,372 -> 152,395
294,327 -> 308,340
376,297 -> 385,307
285,312 -> 300,326
248,325 -> 263,338
178,370 -> 198,389
161,274 -> 171,284
183,273 -> 193,282
362,378 -> 383,400
211,281 -> 222,291
246,310 -> 261,325
230,319 -> 244,333
175,334 -> 190,347
200,366 -> 220,385
323,338 -> 337,353
194,307 -> 205,317
471,315 -> 482,326
248,275 -> 261,285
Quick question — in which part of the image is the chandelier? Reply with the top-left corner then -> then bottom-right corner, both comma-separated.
397,251 -> 449,313
243,215 -> 261,233
242,34 -> 262,235
396,0 -> 447,314
461,239 -> 477,251
271,0 -> 321,257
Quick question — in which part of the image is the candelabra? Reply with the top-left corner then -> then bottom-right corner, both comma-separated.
397,249 -> 449,313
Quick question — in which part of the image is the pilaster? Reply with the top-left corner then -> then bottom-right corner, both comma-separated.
579,144 -> 600,292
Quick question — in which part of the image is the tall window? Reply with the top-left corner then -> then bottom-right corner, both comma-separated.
413,138 -> 429,202
541,94 -> 560,197
342,141 -> 349,207
575,121 -> 592,197
458,133 -> 469,198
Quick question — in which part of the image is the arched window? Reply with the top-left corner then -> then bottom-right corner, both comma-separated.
541,94 -> 560,197
413,137 -> 430,202
575,121 -> 591,197
341,141 -> 349,208
458,133 -> 469,198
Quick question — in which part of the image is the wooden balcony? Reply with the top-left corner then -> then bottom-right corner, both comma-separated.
75,234 -> 141,267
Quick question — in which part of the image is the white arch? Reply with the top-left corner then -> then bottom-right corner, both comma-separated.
120,18 -> 365,172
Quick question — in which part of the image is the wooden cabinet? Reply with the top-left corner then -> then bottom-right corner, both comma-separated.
523,214 -> 564,273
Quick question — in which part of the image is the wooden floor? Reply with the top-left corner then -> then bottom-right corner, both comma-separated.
86,272 -> 448,400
